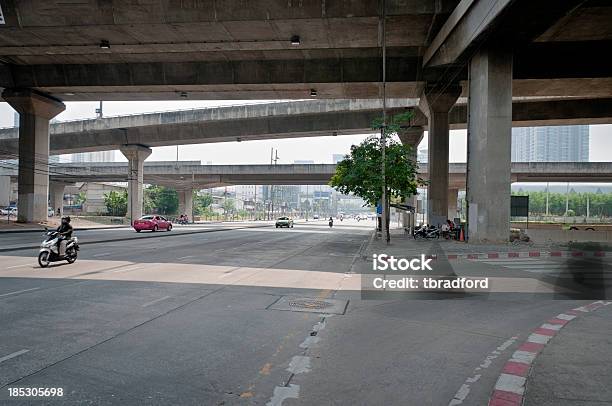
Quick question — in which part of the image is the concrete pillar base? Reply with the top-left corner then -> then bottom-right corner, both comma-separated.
2,89 -> 65,223
178,189 -> 194,222
448,188 -> 458,220
49,182 -> 68,217
419,86 -> 460,227
0,176 -> 10,207
120,144 -> 152,224
467,48 -> 513,243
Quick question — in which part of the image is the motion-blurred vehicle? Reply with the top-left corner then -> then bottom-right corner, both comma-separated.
275,216 -> 294,228
48,207 -> 54,217
1,207 -> 17,216
313,215 -> 320,220
133,215 -> 173,232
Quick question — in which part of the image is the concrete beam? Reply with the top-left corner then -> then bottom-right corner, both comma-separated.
424,0 -> 585,67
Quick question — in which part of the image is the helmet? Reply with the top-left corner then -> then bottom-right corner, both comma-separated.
62,216 -> 71,223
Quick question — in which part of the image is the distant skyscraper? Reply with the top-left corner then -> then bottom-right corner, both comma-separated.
511,125 -> 589,162
332,154 -> 345,164
13,112 -> 19,127
70,151 -> 116,163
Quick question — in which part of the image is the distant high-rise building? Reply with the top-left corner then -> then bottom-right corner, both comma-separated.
13,112 -> 19,127
332,154 -> 345,164
511,125 -> 589,162
70,151 -> 116,163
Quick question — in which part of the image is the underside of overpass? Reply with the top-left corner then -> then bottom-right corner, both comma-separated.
0,0 -> 610,240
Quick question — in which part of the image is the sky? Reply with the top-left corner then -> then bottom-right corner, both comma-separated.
0,100 -> 611,164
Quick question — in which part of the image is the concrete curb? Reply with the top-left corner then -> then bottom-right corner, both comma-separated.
424,251 -> 610,261
0,223 -> 272,253
488,300 -> 612,406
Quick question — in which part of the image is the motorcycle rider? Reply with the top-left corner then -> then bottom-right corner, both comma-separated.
56,216 -> 73,256
328,216 -> 334,228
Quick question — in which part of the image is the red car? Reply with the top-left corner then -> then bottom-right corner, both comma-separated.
133,215 -> 172,232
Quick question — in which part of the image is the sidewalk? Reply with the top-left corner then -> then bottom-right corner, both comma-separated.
523,302 -> 612,405
368,228 -> 610,259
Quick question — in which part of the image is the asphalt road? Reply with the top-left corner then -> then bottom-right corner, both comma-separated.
0,219 -> 608,405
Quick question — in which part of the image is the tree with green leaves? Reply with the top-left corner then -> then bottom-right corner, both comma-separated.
194,192 -> 213,215
144,185 -> 178,215
222,198 -> 235,218
329,111 -> 425,241
103,190 -> 128,216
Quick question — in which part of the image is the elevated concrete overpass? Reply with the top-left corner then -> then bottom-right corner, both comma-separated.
3,160 -> 611,222
0,1 -> 609,101
1,0 -> 611,239
1,98 -> 611,158
4,161 -> 612,188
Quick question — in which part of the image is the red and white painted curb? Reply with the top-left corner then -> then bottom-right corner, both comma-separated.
425,251 -> 609,261
488,300 -> 612,406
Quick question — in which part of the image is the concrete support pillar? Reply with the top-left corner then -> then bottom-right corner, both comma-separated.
448,188 -> 458,220
2,89 -> 65,223
49,182 -> 66,217
466,48 -> 513,243
178,189 -> 194,222
0,176 -> 10,207
120,144 -> 152,225
398,127 -> 424,231
419,87 -> 460,227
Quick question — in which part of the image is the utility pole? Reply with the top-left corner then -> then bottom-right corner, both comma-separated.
380,0 -> 389,243
95,101 -> 103,119
546,182 -> 550,217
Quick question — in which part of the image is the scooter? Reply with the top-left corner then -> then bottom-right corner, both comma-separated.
413,225 -> 440,240
38,230 -> 79,268
329,218 -> 334,228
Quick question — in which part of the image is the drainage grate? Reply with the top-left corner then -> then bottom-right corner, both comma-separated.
268,296 -> 348,315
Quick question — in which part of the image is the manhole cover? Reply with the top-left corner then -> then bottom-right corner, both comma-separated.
288,299 -> 334,310
268,296 -> 348,315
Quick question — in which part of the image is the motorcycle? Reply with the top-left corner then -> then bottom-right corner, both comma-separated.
38,230 -> 79,268
413,225 -> 440,240
329,219 -> 334,228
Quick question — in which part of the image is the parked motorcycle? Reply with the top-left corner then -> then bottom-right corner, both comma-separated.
413,224 -> 440,240
38,230 -> 79,268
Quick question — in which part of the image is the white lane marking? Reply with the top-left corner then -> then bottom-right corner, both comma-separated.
509,350 -> 537,365
6,264 -> 31,269
93,252 -> 110,257
448,336 -> 518,405
556,313 -> 576,321
0,287 -> 41,298
494,373 -> 526,395
142,295 -> 171,308
540,323 -> 563,331
527,333 -> 551,345
502,264 -> 563,269
299,336 -> 321,349
0,349 -> 29,364
266,384 -> 300,406
286,355 -> 311,374
477,259 -> 555,264
177,255 -> 194,260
